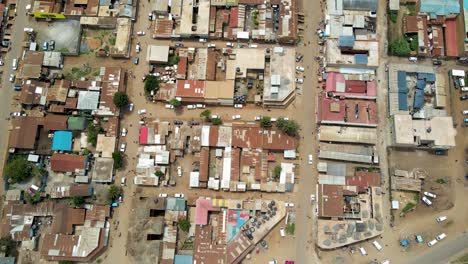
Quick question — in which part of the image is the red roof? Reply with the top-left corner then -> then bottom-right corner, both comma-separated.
445,19 -> 459,57
346,80 -> 367,94
319,97 -> 378,125
50,153 -> 87,172
230,7 -> 239,28
175,80 -> 205,98
176,57 -> 188,79
139,127 -> 149,145
195,198 -> 219,225
346,171 -> 381,187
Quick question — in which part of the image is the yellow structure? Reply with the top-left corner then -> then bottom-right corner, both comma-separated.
32,12 -> 66,19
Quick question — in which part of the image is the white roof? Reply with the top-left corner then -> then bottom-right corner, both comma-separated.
201,126 -> 210,146
146,45 -> 169,62
452,69 -> 465,77
391,200 -> 400,209
190,172 -> 200,187
237,31 -> 250,39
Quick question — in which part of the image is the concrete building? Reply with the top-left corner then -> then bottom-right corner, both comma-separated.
146,45 -> 170,63
110,18 -> 131,58
176,0 -> 210,37
263,47 -> 296,107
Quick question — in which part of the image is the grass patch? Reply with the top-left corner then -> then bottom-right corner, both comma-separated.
108,35 -> 116,46
435,178 -> 447,184
401,202 -> 416,214
389,37 -> 411,56
407,4 -> 416,16
413,193 -> 420,202
388,10 -> 398,23
286,223 -> 295,235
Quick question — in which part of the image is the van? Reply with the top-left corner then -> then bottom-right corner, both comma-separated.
358,247 -> 368,256
435,233 -> 446,241
436,216 -> 447,222
462,87 -> 468,92
121,177 -> 127,186
463,110 -> 468,115
279,227 -> 285,237
422,196 -> 432,206
427,239 -> 438,247
12,58 -> 17,70
424,191 -> 437,199
372,241 -> 383,251
460,78 -> 466,87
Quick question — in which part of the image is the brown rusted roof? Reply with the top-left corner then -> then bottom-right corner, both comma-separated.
44,115 -> 68,131
52,204 -> 86,234
8,116 -> 43,150
50,153 -> 87,172
199,147 -> 210,182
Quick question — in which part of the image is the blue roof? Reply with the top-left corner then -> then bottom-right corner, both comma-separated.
416,79 -> 426,90
397,71 -> 407,92
343,0 -> 378,12
52,131 -> 73,151
398,92 -> 408,111
426,73 -> 436,82
414,89 -> 424,109
354,54 -> 368,65
420,0 -> 460,18
174,255 -> 193,264
0,257 -> 15,264
166,198 -> 186,211
338,35 -> 355,47
417,73 -> 426,80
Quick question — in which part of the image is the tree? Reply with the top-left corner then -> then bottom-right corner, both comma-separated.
144,75 -> 160,95
113,92 -> 129,108
86,123 -> 102,146
168,54 -> 180,65
155,170 -> 164,177
279,120 -> 300,137
200,109 -> 212,120
0,237 -> 17,257
108,185 -> 121,200
273,165 -> 282,179
59,261 -> 75,264
5,156 -> 33,184
260,116 -> 272,128
211,117 -> 222,126
112,152 -> 123,170
276,117 -> 288,130
168,98 -> 181,108
178,219 -> 191,232
72,196 -> 85,207
388,38 -> 411,56
25,192 -> 41,205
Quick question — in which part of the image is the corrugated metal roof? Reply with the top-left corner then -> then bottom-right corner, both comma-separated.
343,0 -> 378,12
414,89 -> 424,109
397,71 -> 407,92
354,54 -> 368,65
338,35 -> 355,47
420,0 -> 460,18
77,91 -> 99,110
398,92 -> 408,111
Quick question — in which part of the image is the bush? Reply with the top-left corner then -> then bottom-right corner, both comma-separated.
155,170 -> 164,177
87,123 -> 102,146
112,152 -> 123,170
278,120 -> 300,137
169,98 -> 181,107
435,178 -> 447,184
72,196 -> 85,207
108,185 -> 121,200
260,116 -> 272,128
388,10 -> 398,23
113,92 -> 129,108
25,192 -> 41,205
0,237 -> 17,257
212,117 -> 222,126
178,219 -> 191,232
401,202 -> 416,214
168,54 -> 180,65
200,109 -> 212,119
273,166 -> 282,179
144,75 -> 160,95
286,223 -> 295,235
5,156 -> 34,184
389,38 -> 411,56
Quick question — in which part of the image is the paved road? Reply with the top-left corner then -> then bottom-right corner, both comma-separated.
0,1 -> 30,192
404,233 -> 468,264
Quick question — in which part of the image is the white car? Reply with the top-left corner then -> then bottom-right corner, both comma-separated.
11,112 -> 24,117
422,196 -> 432,206
120,142 -> 127,152
232,115 -> 241,120
424,191 -> 437,199
234,104 -> 243,108
279,227 -> 285,237
187,105 -> 196,110
310,194 -> 315,203
211,115 -> 220,119
196,104 -> 205,108
463,110 -> 468,115
121,128 -> 127,137
254,116 -> 262,121
9,74 -> 15,82
436,216 -> 447,222
175,193 -> 185,198
136,44 -> 141,53
136,31 -> 146,36
295,78 -> 304,84
137,109 -> 147,115
435,233 -> 446,241
295,66 -> 305,72
199,38 -> 207,43
285,202 -> 294,208
177,166 -> 182,177
427,239 -> 438,247
129,103 -> 134,112
308,154 -> 313,164
408,56 -> 418,62
165,104 -> 174,109
207,43 -> 216,48
158,193 -> 168,198
226,42 -> 234,47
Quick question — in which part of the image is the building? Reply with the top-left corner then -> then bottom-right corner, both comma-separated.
176,0 -> 210,37
263,47 -> 296,107
51,131 -> 73,151
109,18 -> 131,58
91,158 -> 114,183
20,80 -> 47,107
146,45 -> 169,63
318,97 -> 378,127
50,153 -> 88,174
8,117 -> 43,152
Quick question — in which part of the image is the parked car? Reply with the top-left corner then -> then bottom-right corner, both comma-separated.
463,110 -> 468,115
308,154 -> 313,164
372,241 -> 383,251
133,57 -> 139,65
42,41 -> 48,51
199,38 -> 207,43
422,196 -> 432,206
211,115 -> 220,119
138,109 -> 147,115
177,166 -> 182,177
175,43 -> 184,47
427,239 -> 438,247
207,43 -> 216,48
295,78 -> 304,84
435,233 -> 446,241
118,194 -> 123,202
434,149 -> 447,155
136,31 -> 146,36
234,104 -> 243,108
121,177 -> 126,186
424,191 -> 437,199
128,103 -> 134,112
296,54 -> 304,62
295,66 -> 305,72
174,193 -> 185,198
196,104 -> 205,108
121,128 -> 127,137
358,247 -> 367,256
432,60 -> 442,66
136,44 -> 141,53
254,116 -> 261,121
461,95 -> 468,100
187,105 -> 196,110
285,202 -> 294,208
232,115 -> 241,120
158,193 -> 168,198
165,104 -> 174,109
436,216 -> 447,222
49,40 -> 55,50
120,142 -> 126,152
226,42 -> 234,47
279,227 -> 285,237
310,194 -> 315,203
461,87 -> 468,92
9,74 -> 15,82
173,120 -> 183,125
408,56 -> 418,62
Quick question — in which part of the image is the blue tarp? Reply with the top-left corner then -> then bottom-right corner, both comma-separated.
398,92 -> 408,111
416,79 -> 426,90
414,89 -> 425,109
338,35 -> 355,47
420,0 -> 460,18
174,255 -> 193,264
52,131 -> 73,151
397,71 -> 407,92
400,239 -> 409,246
354,54 -> 368,65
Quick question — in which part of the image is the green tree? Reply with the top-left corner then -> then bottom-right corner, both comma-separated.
25,192 -> 41,205
168,98 -> 181,107
178,219 -> 191,232
86,123 -> 102,146
273,165 -> 282,179
72,196 -> 85,207
0,237 -> 17,257
5,156 -> 33,184
211,117 -> 222,126
388,10 -> 398,23
168,54 -> 180,65
144,75 -> 160,95
113,92 -> 129,108
155,170 -> 164,177
200,109 -> 212,120
112,152 -> 124,170
59,261 -> 75,264
388,38 -> 411,56
260,116 -> 272,128
276,117 -> 288,130
108,185 -> 121,200
279,120 -> 300,137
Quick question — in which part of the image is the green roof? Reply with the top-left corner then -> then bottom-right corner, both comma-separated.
67,116 -> 88,130
166,198 -> 186,211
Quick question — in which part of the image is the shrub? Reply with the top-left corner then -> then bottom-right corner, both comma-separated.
144,75 -> 160,95
388,38 -> 411,56
5,156 -> 33,184
260,116 -> 272,128
108,185 -> 121,200
212,118 -> 222,126
178,219 -> 191,232
113,92 -> 129,108
112,152 -> 123,170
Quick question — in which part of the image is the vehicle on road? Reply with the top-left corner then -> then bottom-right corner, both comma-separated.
175,43 -> 184,47
249,44 -> 258,48
295,78 -> 304,84
372,241 -> 383,251
24,27 -> 34,33
463,110 -> 468,115
120,142 -> 126,152
308,154 -> 313,164
211,115 -> 220,119
279,227 -> 285,237
174,120 -> 183,125
133,57 -> 139,65
165,104 -> 174,109
136,31 -> 146,36
432,60 -> 442,66
296,66 -> 305,72
158,193 -> 168,198
12,58 -> 17,70
461,95 -> 468,100
128,103 -> 134,112
436,216 -> 447,222
408,56 -> 418,62
359,247 -> 367,256
232,115 -> 241,120
424,191 -> 437,199
121,128 -> 127,137
175,193 -> 185,198
196,104 -> 205,108
118,194 -> 123,202
226,42 -> 234,47
137,109 -> 147,115
199,38 -> 207,43
9,74 -> 15,82
11,111 -> 25,117
177,166 -> 182,177
434,149 -> 447,155
310,194 -> 315,203
422,196 -> 432,206
254,116 -> 261,121
121,177 -> 126,186
435,233 -> 446,241
427,239 -> 438,247
136,44 -> 141,53
207,43 -> 216,48
187,105 -> 196,110
285,202 -> 294,208
234,104 -> 243,108
296,54 -> 303,62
